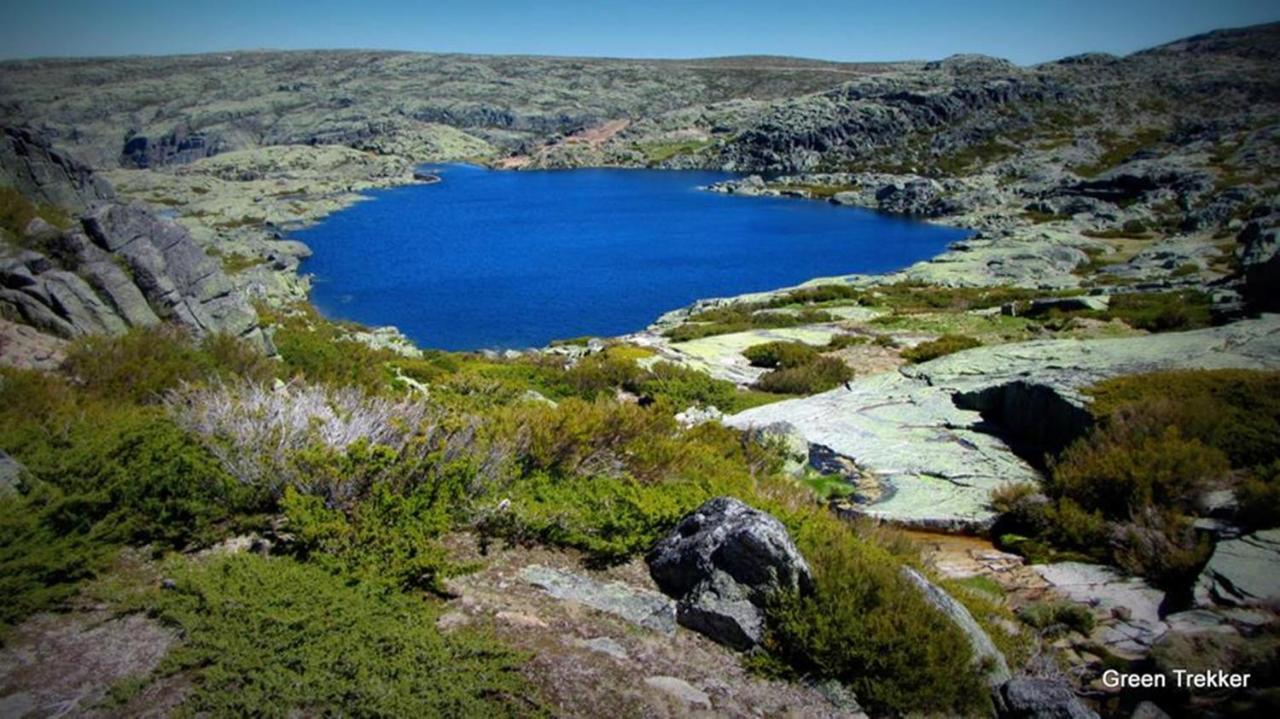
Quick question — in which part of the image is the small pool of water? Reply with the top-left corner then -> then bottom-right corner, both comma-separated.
295,165 -> 968,350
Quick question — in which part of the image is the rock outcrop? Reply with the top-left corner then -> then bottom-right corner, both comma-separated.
0,126 -> 114,212
1,126 -> 271,352
725,317 -> 1280,530
646,497 -> 812,650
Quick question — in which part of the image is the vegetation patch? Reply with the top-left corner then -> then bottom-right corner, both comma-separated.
0,186 -> 71,238
994,370 -> 1280,589
900,334 -> 981,363
128,554 -> 533,717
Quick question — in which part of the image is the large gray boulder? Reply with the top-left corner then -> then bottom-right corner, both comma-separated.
1194,530 -> 1280,608
997,678 -> 1099,719
646,497 -> 812,650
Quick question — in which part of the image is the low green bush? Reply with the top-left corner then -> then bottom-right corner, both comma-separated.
133,554 -> 532,717
1017,600 -> 1096,636
1099,290 -> 1213,332
282,477 -> 470,593
1113,508 -> 1212,590
755,356 -> 853,395
1085,370 -> 1280,468
262,304 -> 403,392
63,325 -> 276,404
824,333 -> 869,350
1050,419 -> 1228,520
763,518 -> 990,716
993,370 -> 1278,590
743,341 -> 820,369
664,306 -> 835,342
900,334 -> 981,363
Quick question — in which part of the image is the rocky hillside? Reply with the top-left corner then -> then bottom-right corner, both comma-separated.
0,50 -> 887,168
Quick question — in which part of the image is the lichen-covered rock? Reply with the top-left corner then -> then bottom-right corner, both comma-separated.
0,125 -> 114,212
647,497 -> 812,649
727,317 -> 1280,530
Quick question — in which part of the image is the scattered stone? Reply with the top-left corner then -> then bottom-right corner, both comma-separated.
1195,530 -> 1280,607
435,611 -> 471,633
675,404 -> 724,428
997,677 -> 1099,719
901,567 -> 1012,686
1034,562 -> 1167,657
647,497 -> 812,650
495,610 -> 548,629
519,564 -> 677,635
643,676 -> 712,710
571,636 -> 628,660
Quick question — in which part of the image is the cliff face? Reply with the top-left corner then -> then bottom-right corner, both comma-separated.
0,126 -> 271,352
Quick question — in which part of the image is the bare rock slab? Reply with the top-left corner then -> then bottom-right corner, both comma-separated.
1195,530 -> 1280,608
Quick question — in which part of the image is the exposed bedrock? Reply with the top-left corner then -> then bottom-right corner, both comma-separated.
1,125 -> 271,352
725,317 -> 1280,531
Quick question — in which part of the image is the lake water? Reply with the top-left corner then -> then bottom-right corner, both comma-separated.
296,165 -> 968,350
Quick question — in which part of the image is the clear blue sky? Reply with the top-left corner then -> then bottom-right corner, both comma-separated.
2,0 -> 1277,64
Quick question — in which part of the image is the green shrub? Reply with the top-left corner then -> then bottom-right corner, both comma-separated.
135,554 -> 532,717
1049,416 -> 1228,519
755,356 -> 853,395
0,490 -> 117,631
63,325 -> 275,404
900,334 -> 982,363
763,519 -> 989,716
0,398 -> 256,630
1017,600 -> 1096,636
1101,291 -> 1213,332
282,479 -> 468,593
825,334 -> 869,350
1113,508 -> 1212,590
263,304 -> 403,392
1085,370 -> 1280,468
629,361 -> 751,411
743,341 -> 820,369
664,306 -> 835,342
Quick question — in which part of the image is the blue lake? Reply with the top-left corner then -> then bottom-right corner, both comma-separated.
296,165 -> 969,350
